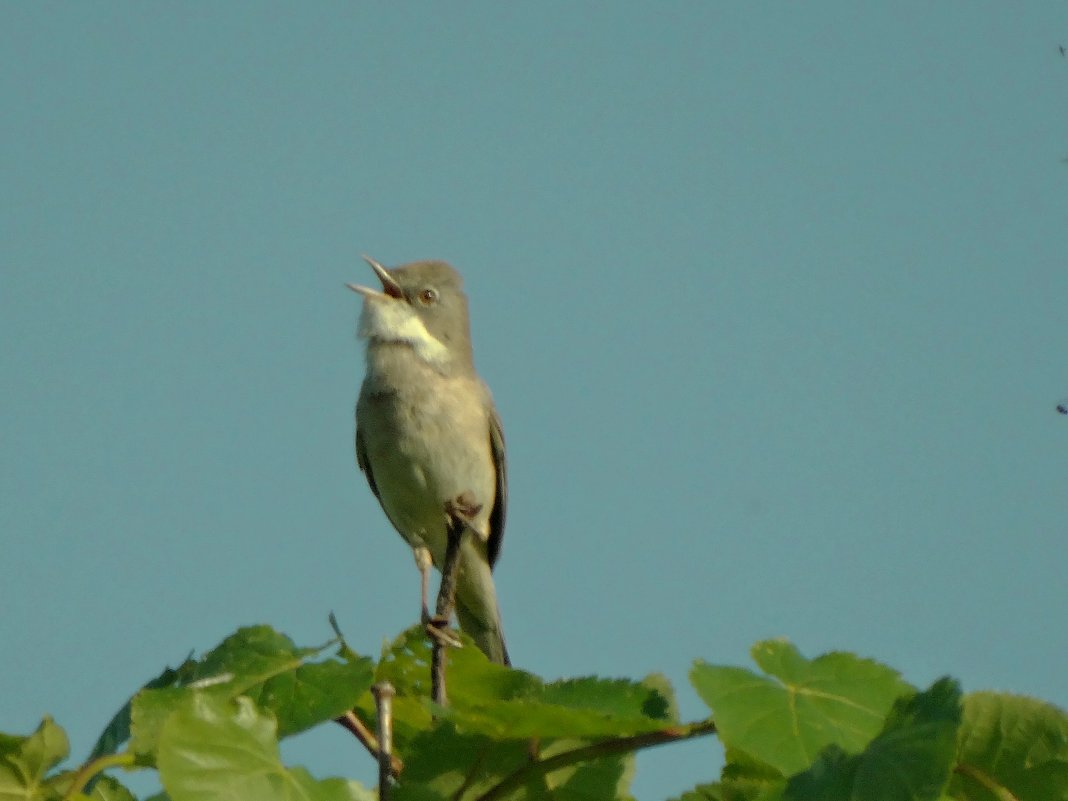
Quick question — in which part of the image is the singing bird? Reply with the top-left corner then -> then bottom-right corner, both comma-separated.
349,257 -> 509,665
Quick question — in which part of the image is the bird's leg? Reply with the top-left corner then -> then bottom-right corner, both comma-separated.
420,540 -> 460,651
414,546 -> 434,624
424,494 -> 481,652
416,546 -> 459,648
422,578 -> 459,651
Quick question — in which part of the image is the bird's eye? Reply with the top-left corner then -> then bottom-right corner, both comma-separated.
418,287 -> 439,306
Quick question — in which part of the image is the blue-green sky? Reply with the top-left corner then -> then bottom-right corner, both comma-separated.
3,4 -> 1067,798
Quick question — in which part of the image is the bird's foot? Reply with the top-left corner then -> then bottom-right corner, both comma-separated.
423,613 -> 463,650
445,491 -> 482,521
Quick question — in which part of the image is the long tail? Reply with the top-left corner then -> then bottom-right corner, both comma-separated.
454,538 -> 509,665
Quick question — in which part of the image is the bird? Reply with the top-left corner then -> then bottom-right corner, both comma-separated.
348,256 -> 509,665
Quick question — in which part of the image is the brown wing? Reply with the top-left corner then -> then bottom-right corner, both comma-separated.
355,423 -> 381,501
486,404 -> 507,568
357,419 -> 413,545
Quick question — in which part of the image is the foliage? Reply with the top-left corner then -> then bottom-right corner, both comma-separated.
3,624 -> 1067,801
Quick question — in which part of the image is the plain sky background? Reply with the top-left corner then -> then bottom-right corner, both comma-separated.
3,3 -> 1067,799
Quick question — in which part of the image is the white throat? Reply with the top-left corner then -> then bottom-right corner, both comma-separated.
358,297 -> 450,366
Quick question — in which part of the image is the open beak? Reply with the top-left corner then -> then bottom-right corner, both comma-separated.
346,255 -> 404,299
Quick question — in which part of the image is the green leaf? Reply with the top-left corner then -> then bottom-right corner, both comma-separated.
88,658 -> 198,761
638,673 -> 679,722
129,625 -> 374,759
186,626 -> 376,737
714,749 -> 789,801
670,780 -> 786,801
375,627 -> 536,704
691,640 -> 911,775
87,774 -> 138,801
950,691 -> 1068,801
372,628 -> 679,801
375,627 -> 674,743
537,675 -> 675,723
394,722 -> 530,801
783,677 -> 961,801
444,685 -> 675,740
0,717 -> 69,801
157,694 -> 373,801
361,627 -> 518,746
394,725 -> 637,801
669,784 -> 724,801
539,740 -> 634,801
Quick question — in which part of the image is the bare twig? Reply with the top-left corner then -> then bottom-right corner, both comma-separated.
436,515 -> 467,620
333,710 -> 403,777
372,682 -> 397,801
431,513 -> 468,706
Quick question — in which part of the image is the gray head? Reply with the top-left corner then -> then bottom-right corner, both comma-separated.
348,256 -> 475,370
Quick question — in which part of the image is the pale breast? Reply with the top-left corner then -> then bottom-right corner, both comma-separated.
358,353 -> 496,563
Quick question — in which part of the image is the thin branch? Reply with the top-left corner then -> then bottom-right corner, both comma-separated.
334,710 -> 403,776
430,637 -> 447,707
475,719 -> 718,801
373,682 -> 397,801
436,517 -> 467,621
431,514 -> 468,706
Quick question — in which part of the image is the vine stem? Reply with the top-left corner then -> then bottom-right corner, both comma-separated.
62,751 -> 136,800
473,719 -> 718,801
954,763 -> 1020,801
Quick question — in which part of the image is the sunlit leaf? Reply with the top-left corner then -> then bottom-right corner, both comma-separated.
691,640 -> 911,775
88,658 -> 198,761
783,677 -> 961,801
373,627 -> 675,745
669,779 -> 785,801
0,717 -> 70,801
129,625 -> 373,760
88,774 -> 138,801
950,691 -> 1068,801
157,694 -> 373,801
